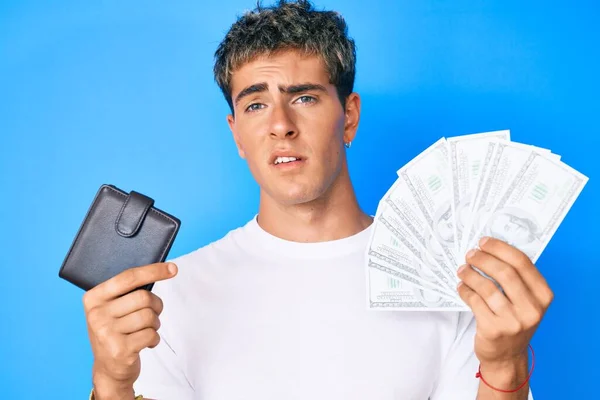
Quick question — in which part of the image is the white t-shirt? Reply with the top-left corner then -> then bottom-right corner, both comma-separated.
133,216 -> 530,399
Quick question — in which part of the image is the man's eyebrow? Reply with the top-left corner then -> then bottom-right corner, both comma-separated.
234,82 -> 327,107
282,83 -> 327,95
234,83 -> 268,107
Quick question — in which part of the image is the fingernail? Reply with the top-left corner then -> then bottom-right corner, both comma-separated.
466,249 -> 477,259
480,236 -> 490,246
168,263 -> 177,275
457,264 -> 468,274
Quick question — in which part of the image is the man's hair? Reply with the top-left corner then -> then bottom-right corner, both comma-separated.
213,0 -> 356,113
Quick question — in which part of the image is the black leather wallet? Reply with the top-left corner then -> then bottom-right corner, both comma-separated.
58,184 -> 181,292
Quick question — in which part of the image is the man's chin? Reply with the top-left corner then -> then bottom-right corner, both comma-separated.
276,194 -> 316,207
261,178 -> 333,207
268,188 -> 322,207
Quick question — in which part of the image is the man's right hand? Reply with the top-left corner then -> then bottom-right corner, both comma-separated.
83,262 -> 178,400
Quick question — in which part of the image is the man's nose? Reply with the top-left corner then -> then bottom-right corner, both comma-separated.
268,104 -> 298,140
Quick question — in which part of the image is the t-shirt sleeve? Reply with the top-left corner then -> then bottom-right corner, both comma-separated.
132,334 -> 195,400
132,275 -> 195,400
430,312 -> 534,400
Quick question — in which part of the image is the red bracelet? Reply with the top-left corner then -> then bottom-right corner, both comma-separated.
475,344 -> 535,393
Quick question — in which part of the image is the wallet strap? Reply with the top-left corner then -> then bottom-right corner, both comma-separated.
115,191 -> 155,237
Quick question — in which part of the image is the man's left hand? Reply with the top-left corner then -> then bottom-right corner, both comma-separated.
457,236 -> 554,368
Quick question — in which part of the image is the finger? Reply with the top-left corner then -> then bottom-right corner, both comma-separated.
457,264 -> 512,316
465,248 -> 539,309
456,281 -> 498,325
115,308 -> 161,334
478,237 -> 553,306
107,289 -> 164,318
126,327 -> 161,353
96,262 -> 178,301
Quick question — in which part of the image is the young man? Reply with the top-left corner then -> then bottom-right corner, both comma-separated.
84,1 -> 552,399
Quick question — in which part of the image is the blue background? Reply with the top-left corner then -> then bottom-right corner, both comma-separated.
1,0 -> 598,398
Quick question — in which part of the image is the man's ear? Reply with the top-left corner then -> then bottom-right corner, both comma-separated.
343,92 -> 361,144
227,113 -> 246,159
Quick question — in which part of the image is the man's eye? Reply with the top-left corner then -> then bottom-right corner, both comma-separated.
245,103 -> 265,112
295,95 -> 316,104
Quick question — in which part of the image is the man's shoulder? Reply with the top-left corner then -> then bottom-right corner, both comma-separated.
150,222 -> 250,302
162,218 -> 255,283
171,224 -> 248,267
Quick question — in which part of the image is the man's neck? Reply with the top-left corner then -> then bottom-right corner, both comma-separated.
256,173 -> 372,243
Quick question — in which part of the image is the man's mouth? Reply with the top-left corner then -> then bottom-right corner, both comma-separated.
274,156 -> 302,165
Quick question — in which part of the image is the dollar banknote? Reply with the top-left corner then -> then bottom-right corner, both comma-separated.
447,130 -> 511,254
367,204 -> 458,298
380,177 -> 458,288
367,265 -> 467,311
463,140 -> 551,253
468,150 -> 588,262
396,138 -> 460,270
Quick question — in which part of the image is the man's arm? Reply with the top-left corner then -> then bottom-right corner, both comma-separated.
429,311 -> 534,400
457,237 -> 551,400
84,263 -> 179,400
476,355 -> 530,400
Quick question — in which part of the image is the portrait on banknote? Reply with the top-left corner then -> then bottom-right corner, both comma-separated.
482,207 -> 541,258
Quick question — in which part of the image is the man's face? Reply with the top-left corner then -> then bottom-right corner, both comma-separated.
226,50 -> 359,206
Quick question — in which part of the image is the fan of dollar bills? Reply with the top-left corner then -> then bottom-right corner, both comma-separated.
366,130 -> 589,311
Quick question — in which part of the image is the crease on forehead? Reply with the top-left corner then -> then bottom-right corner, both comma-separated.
237,48 -> 323,71
230,50 -> 331,93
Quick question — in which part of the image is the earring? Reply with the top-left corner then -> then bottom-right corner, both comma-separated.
344,141 -> 352,149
